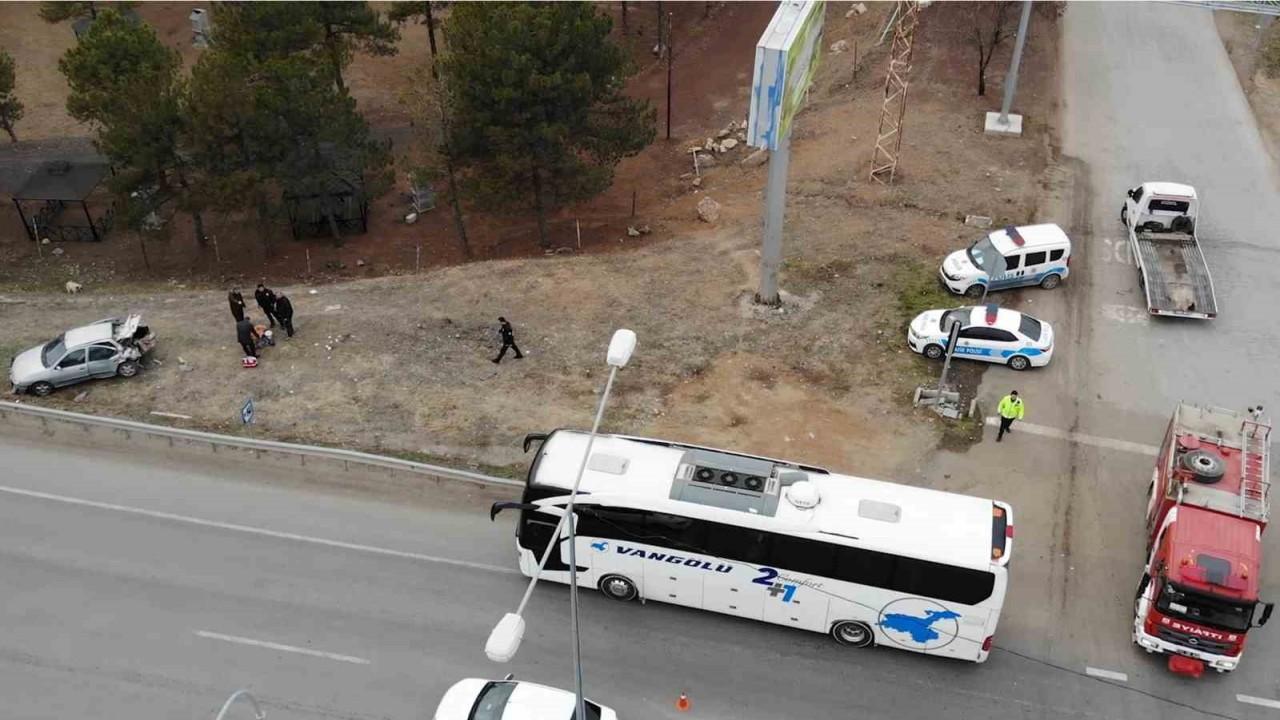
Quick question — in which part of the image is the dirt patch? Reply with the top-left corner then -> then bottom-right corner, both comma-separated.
1216,11 -> 1280,159
0,2 -> 1060,478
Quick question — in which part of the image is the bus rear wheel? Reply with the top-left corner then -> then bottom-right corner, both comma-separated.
598,574 -> 638,602
831,620 -> 875,648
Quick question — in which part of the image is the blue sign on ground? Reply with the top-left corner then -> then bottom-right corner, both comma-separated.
240,397 -> 255,425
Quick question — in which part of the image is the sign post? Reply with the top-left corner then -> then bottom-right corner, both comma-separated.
747,1 -> 825,306
913,316 -> 964,418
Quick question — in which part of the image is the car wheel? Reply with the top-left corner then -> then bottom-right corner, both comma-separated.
831,620 -> 875,648
30,381 -> 54,397
964,284 -> 985,299
598,574 -> 638,602
1008,355 -> 1031,371
1121,204 -> 1128,224
117,360 -> 139,378
922,344 -> 945,360
1039,274 -> 1061,290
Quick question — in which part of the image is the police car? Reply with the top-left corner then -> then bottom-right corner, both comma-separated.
432,676 -> 618,720
907,304 -> 1054,370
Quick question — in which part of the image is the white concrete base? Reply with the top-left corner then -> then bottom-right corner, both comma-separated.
984,111 -> 1024,136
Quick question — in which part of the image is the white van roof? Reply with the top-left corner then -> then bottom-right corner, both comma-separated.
1144,181 -> 1196,199
988,223 -> 1069,255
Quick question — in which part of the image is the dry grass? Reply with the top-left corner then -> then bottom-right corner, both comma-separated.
0,2 -> 1061,479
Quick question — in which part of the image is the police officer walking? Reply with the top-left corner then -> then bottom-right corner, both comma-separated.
996,390 -> 1025,442
491,316 -> 524,364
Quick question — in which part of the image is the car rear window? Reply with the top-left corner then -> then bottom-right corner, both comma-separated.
1018,315 -> 1042,341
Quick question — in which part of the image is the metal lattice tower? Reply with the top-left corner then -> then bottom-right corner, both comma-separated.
869,1 -> 922,185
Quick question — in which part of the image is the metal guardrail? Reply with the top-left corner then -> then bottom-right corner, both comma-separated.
0,400 -> 524,489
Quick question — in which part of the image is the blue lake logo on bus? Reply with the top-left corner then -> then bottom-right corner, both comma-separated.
602,543 -> 734,573
876,597 -> 961,651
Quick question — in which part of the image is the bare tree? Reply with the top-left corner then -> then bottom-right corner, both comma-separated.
971,1 -> 1017,97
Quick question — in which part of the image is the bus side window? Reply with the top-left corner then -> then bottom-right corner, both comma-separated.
705,523 -> 771,565
770,535 -> 835,576
834,546 -> 895,588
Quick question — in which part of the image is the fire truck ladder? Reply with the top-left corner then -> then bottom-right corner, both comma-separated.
1240,419 -> 1271,522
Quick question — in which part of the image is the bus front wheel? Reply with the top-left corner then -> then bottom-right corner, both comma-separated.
831,620 -> 875,648
598,574 -> 638,602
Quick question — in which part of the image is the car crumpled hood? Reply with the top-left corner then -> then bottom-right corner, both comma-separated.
9,345 -> 47,385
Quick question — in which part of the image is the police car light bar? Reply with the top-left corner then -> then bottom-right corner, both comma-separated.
1005,225 -> 1025,247
985,304 -> 999,325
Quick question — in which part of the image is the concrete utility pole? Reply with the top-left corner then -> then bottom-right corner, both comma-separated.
1000,0 -> 1032,123
755,132 -> 791,306
985,0 -> 1032,136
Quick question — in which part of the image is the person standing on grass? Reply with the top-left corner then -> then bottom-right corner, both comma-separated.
491,316 -> 524,364
228,289 -> 246,322
996,390 -> 1025,442
255,283 -> 279,328
236,316 -> 259,358
275,292 -> 295,338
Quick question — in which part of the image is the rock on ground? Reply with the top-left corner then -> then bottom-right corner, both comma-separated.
697,196 -> 722,223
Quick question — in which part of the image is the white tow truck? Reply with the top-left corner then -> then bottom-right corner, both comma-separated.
1121,182 -> 1217,319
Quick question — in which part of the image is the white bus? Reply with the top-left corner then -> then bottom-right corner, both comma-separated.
492,430 -> 1015,663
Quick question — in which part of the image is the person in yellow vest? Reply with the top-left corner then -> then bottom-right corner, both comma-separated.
997,390 -> 1024,442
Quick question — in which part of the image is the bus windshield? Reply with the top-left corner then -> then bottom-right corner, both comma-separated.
1157,581 -> 1252,632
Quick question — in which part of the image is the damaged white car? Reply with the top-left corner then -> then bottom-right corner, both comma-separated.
9,314 -> 157,397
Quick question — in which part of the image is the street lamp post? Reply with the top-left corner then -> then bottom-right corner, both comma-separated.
213,690 -> 266,720
485,329 -> 638,719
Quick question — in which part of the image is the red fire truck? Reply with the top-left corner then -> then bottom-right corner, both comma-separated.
1134,403 -> 1274,676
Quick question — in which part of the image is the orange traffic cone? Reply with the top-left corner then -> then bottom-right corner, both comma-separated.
676,692 -> 691,712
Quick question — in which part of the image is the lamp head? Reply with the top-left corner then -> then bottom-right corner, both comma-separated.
607,329 -> 637,368
484,612 -> 526,663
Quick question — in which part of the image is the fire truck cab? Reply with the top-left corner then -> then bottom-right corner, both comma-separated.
1134,404 -> 1274,676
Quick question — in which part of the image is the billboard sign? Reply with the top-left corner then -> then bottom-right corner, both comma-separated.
747,1 -> 826,151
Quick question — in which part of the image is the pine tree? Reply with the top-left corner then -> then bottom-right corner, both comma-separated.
0,49 -> 24,143
57,9 -> 207,241
443,2 -> 655,248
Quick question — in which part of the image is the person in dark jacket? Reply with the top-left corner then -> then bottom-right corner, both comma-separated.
228,289 -> 246,322
491,316 -> 524,364
255,283 -> 279,328
236,317 -> 259,358
274,293 -> 295,338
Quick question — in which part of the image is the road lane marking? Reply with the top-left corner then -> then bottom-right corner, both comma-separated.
984,418 -> 1159,456
0,484 -> 518,576
196,630 -> 371,665
1100,304 -> 1150,325
1238,695 -> 1280,710
1085,666 -> 1128,682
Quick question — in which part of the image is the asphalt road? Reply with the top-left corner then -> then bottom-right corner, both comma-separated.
949,2 -> 1280,719
0,430 -> 1256,720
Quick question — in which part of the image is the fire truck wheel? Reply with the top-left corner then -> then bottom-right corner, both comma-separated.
1180,449 -> 1226,482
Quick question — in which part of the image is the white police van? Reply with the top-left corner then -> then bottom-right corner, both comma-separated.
940,224 -> 1071,298
908,304 -> 1054,371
